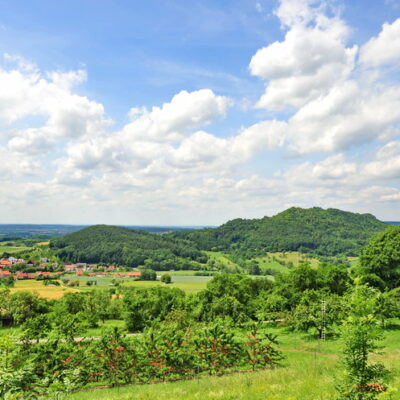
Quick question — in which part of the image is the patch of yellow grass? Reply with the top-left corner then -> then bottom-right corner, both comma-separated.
10,280 -> 79,299
269,252 -> 320,268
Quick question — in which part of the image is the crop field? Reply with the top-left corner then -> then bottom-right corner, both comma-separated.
63,274 -> 211,294
0,245 -> 32,255
9,279 -> 79,299
67,324 -> 400,400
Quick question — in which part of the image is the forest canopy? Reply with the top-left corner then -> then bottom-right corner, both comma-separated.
169,207 -> 389,257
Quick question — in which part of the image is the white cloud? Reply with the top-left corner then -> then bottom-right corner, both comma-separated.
360,18 -> 400,67
123,89 -> 230,142
2,1 -> 400,224
286,82 -> 400,154
250,0 -> 356,110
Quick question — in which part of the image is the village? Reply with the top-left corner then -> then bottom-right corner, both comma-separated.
0,256 -> 142,281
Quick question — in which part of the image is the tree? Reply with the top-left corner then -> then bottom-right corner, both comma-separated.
336,286 -> 391,399
7,292 -> 49,325
358,226 -> 400,289
288,290 -> 345,338
161,273 -> 172,284
140,269 -> 157,281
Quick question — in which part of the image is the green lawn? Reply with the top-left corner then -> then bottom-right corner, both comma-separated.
67,324 -> 400,400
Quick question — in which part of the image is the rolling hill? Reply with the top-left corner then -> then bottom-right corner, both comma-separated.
169,207 -> 389,257
50,225 -> 206,268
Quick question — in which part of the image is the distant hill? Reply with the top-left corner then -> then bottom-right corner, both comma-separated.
170,207 -> 389,257
0,224 -> 207,239
50,225 -> 206,268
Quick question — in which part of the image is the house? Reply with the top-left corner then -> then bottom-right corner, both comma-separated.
107,265 -> 116,271
0,259 -> 13,268
37,271 -> 52,277
14,272 -> 35,280
64,264 -> 77,272
0,270 -> 11,277
127,271 -> 141,278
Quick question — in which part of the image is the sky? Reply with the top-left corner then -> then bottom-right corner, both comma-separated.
1,0 -> 400,225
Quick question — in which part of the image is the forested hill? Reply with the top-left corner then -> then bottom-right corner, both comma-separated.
169,207 -> 389,257
50,225 -> 206,268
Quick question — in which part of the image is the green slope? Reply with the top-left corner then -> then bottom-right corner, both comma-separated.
50,225 -> 206,268
170,207 -> 388,257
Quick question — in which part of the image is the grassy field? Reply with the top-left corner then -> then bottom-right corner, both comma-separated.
120,275 -> 210,293
204,251 -> 239,270
10,280 -> 79,299
6,275 -> 210,299
0,318 -> 127,338
68,274 -> 211,294
0,245 -> 32,255
67,324 -> 400,400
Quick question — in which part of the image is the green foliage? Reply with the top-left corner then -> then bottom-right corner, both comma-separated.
171,207 -> 388,257
0,275 -> 15,288
161,273 -> 172,284
50,225 -> 206,269
336,286 -> 391,400
358,226 -> 400,289
123,286 -> 186,332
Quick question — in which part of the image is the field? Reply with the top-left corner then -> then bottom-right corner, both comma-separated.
67,324 -> 400,400
205,251 -> 239,269
7,275 -> 211,299
81,274 -> 210,293
9,279 -> 79,299
0,318 -> 126,338
0,245 -> 32,255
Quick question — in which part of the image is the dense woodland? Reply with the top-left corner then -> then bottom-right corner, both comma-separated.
49,208 -> 390,270
50,225 -> 207,269
170,207 -> 389,257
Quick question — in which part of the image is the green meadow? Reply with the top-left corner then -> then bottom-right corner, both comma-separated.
67,324 -> 400,400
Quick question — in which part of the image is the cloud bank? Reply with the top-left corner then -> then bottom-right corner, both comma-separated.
1,0 -> 400,224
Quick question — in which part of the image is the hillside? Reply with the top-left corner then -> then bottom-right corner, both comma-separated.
170,207 -> 389,256
50,225 -> 206,268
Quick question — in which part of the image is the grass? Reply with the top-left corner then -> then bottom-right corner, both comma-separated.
10,280 -> 79,299
66,324 -> 400,400
79,319 -> 127,337
122,277 -> 209,293
64,274 -> 211,294
0,245 -> 32,255
204,251 -> 239,270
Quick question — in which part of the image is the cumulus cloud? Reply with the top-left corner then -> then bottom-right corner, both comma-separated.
250,0 -> 356,110
2,0 -> 400,224
360,18 -> 400,67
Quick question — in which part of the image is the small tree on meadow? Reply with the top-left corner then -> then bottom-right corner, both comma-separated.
161,274 -> 172,284
336,286 -> 391,400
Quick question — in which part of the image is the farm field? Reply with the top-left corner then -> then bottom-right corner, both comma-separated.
114,275 -> 210,293
0,245 -> 32,255
9,279 -> 79,299
7,275 -> 211,299
67,324 -> 400,400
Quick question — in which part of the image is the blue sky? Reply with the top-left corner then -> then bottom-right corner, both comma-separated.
0,0 -> 400,224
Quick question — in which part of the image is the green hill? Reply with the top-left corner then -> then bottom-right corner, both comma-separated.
170,207 -> 388,257
50,225 -> 206,268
